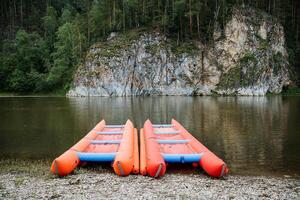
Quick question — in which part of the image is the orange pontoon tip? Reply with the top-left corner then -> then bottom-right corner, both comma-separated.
50,120 -> 139,176
140,119 -> 228,178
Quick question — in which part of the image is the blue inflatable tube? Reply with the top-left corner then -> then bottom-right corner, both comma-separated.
162,153 -> 203,163
77,152 -> 116,162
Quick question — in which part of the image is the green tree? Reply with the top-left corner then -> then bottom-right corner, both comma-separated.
42,6 -> 58,49
1,30 -> 49,92
0,40 -> 15,90
60,8 -> 73,25
48,22 -> 86,90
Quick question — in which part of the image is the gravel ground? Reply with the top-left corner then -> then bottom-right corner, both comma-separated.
0,160 -> 299,200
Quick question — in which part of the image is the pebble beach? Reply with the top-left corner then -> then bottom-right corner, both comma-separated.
0,160 -> 299,199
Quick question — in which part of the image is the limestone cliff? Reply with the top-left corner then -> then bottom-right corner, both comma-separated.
68,7 -> 290,96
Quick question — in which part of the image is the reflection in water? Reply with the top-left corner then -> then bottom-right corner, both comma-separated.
0,96 -> 299,176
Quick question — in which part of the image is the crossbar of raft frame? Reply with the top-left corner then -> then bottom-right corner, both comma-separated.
90,140 -> 121,144
152,124 -> 173,128
96,131 -> 123,134
157,139 -> 189,144
154,130 -> 180,134
162,153 -> 203,163
105,125 -> 125,128
77,152 -> 116,162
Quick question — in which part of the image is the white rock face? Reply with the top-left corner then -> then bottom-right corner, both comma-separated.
258,22 -> 268,40
68,8 -> 290,97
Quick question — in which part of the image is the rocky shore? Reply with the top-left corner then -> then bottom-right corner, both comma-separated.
0,160 -> 299,199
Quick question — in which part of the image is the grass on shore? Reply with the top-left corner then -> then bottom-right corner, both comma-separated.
0,88 -> 66,97
283,87 -> 300,94
1,87 -> 300,97
282,87 -> 300,95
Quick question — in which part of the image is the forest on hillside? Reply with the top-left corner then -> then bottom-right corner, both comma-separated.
0,0 -> 299,94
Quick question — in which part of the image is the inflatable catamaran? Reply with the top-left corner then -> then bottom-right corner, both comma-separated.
51,120 -> 139,176
140,119 -> 228,178
51,119 -> 228,178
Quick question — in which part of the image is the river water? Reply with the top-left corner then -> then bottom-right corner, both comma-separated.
0,96 -> 299,177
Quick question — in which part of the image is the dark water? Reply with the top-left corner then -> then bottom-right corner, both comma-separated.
0,96 -> 299,176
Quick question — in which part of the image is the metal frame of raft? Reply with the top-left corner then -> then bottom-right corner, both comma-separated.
139,119 -> 229,178
50,120 -> 139,176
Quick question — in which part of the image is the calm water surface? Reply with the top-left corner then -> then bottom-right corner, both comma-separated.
0,96 -> 299,176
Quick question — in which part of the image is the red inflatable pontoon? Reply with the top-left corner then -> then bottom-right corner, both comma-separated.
140,119 -> 228,178
50,120 -> 139,176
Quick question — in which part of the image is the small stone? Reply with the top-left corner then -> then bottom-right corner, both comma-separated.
107,32 -> 118,41
68,177 -> 80,185
50,194 -> 61,199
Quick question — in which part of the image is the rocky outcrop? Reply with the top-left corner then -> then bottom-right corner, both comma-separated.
68,7 -> 290,96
